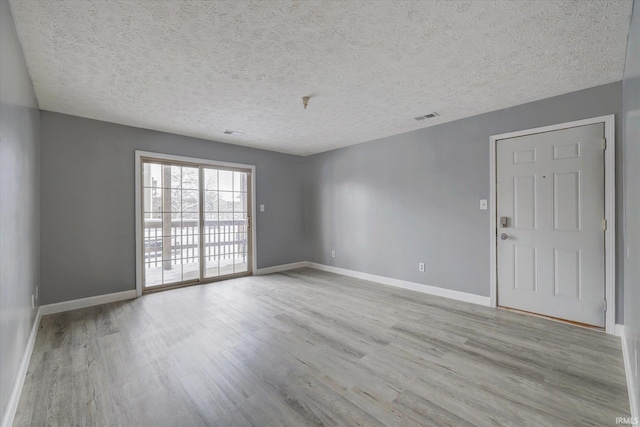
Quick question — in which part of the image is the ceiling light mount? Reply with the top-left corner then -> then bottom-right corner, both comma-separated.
223,129 -> 244,135
302,96 -> 310,109
414,112 -> 439,121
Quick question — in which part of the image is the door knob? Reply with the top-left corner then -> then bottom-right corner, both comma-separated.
500,233 -> 509,240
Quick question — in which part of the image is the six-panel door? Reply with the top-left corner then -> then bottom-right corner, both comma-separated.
496,123 -> 605,327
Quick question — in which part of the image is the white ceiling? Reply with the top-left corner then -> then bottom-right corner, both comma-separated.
9,0 -> 632,156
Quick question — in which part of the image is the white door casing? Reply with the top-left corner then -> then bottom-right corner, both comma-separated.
496,123 -> 605,327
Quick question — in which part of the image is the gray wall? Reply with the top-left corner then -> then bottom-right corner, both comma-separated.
304,82 -> 624,323
40,112 -> 306,304
0,0 -> 40,420
623,0 -> 640,414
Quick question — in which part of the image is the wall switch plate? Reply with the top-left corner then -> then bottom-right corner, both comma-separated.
418,262 -> 425,272
480,199 -> 488,210
331,250 -> 335,258
260,204 -> 265,212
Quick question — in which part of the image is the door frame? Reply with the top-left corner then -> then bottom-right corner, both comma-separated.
489,115 -> 616,334
134,150 -> 257,297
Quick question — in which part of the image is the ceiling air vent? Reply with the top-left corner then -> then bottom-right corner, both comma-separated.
414,112 -> 439,121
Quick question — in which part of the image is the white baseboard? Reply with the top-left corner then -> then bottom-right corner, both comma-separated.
255,260 -> 490,306
305,262 -> 491,307
615,323 -> 625,337
39,289 -> 137,316
2,307 -> 42,427
254,261 -> 308,276
620,325 -> 640,420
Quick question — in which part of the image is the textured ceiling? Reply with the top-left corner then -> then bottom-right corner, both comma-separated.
8,0 -> 632,155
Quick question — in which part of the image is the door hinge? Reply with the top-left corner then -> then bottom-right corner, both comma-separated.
603,219 -> 607,231
602,138 -> 607,150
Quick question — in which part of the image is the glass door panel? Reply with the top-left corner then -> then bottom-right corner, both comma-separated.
142,161 -> 199,288
203,168 -> 220,278
142,158 -> 251,292
203,168 -> 250,279
232,172 -> 249,273
179,165 -> 200,282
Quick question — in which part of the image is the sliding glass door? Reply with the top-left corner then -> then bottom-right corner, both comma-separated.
141,158 -> 251,292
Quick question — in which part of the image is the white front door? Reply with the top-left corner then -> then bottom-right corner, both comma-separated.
496,123 -> 605,327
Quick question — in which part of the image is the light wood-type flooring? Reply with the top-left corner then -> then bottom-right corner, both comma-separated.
14,268 -> 629,426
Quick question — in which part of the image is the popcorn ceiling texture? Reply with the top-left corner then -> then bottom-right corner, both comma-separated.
8,0 -> 632,155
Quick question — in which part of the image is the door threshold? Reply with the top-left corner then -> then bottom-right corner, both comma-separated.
498,306 -> 604,332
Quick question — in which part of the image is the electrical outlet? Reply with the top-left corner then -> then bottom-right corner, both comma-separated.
418,262 -> 425,272
31,294 -> 35,310
480,199 -> 488,210
260,204 -> 265,212
331,250 -> 335,258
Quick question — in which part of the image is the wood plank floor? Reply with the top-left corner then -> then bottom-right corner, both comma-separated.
14,268 -> 628,426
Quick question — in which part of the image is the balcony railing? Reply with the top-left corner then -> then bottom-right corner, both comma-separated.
143,218 -> 247,267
